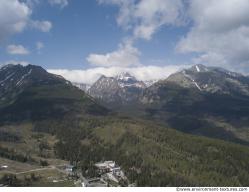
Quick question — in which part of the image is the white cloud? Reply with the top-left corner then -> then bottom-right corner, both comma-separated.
7,44 -> 30,55
24,0 -> 40,8
48,65 -> 185,84
0,0 -> 53,41
0,0 -> 31,40
97,0 -> 249,71
89,0 -> 185,69
98,0 -> 185,40
87,40 -> 141,67
36,41 -> 44,50
48,0 -> 68,8
177,0 -> 249,70
31,20 -> 52,32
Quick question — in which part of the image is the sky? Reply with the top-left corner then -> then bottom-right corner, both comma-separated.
1,0 -> 249,84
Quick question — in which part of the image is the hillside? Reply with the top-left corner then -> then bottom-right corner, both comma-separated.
0,64 -> 108,124
2,114 -> 249,186
1,64 -> 249,186
138,65 -> 249,145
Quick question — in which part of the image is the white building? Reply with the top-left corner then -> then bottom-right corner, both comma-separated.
95,161 -> 123,177
65,165 -> 75,172
0,165 -> 8,170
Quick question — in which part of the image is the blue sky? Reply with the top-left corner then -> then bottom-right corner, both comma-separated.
1,0 -> 249,83
0,0 -> 191,69
0,0 -> 124,69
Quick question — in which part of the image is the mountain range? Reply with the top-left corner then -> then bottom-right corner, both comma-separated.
72,64 -> 249,145
1,63 -> 249,186
75,64 -> 249,105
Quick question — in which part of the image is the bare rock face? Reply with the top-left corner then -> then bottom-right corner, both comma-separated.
88,72 -> 146,105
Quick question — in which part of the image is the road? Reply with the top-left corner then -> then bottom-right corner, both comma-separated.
2,165 -> 68,175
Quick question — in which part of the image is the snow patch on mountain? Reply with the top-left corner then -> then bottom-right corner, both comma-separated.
16,69 -> 32,86
0,72 -> 15,85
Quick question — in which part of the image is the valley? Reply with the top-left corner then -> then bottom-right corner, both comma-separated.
1,64 -> 249,186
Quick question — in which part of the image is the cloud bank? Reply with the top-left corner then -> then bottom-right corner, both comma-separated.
48,65 -> 185,84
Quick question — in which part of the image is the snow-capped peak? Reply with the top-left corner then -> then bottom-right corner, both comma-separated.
144,80 -> 158,87
190,64 -> 209,73
114,72 -> 146,88
116,72 -> 135,82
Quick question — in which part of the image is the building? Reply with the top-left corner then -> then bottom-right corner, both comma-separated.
0,165 -> 8,170
95,161 -> 120,174
95,161 -> 125,181
65,165 -> 75,173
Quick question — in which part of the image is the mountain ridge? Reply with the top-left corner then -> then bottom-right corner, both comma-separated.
0,64 -> 108,124
83,64 -> 249,107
